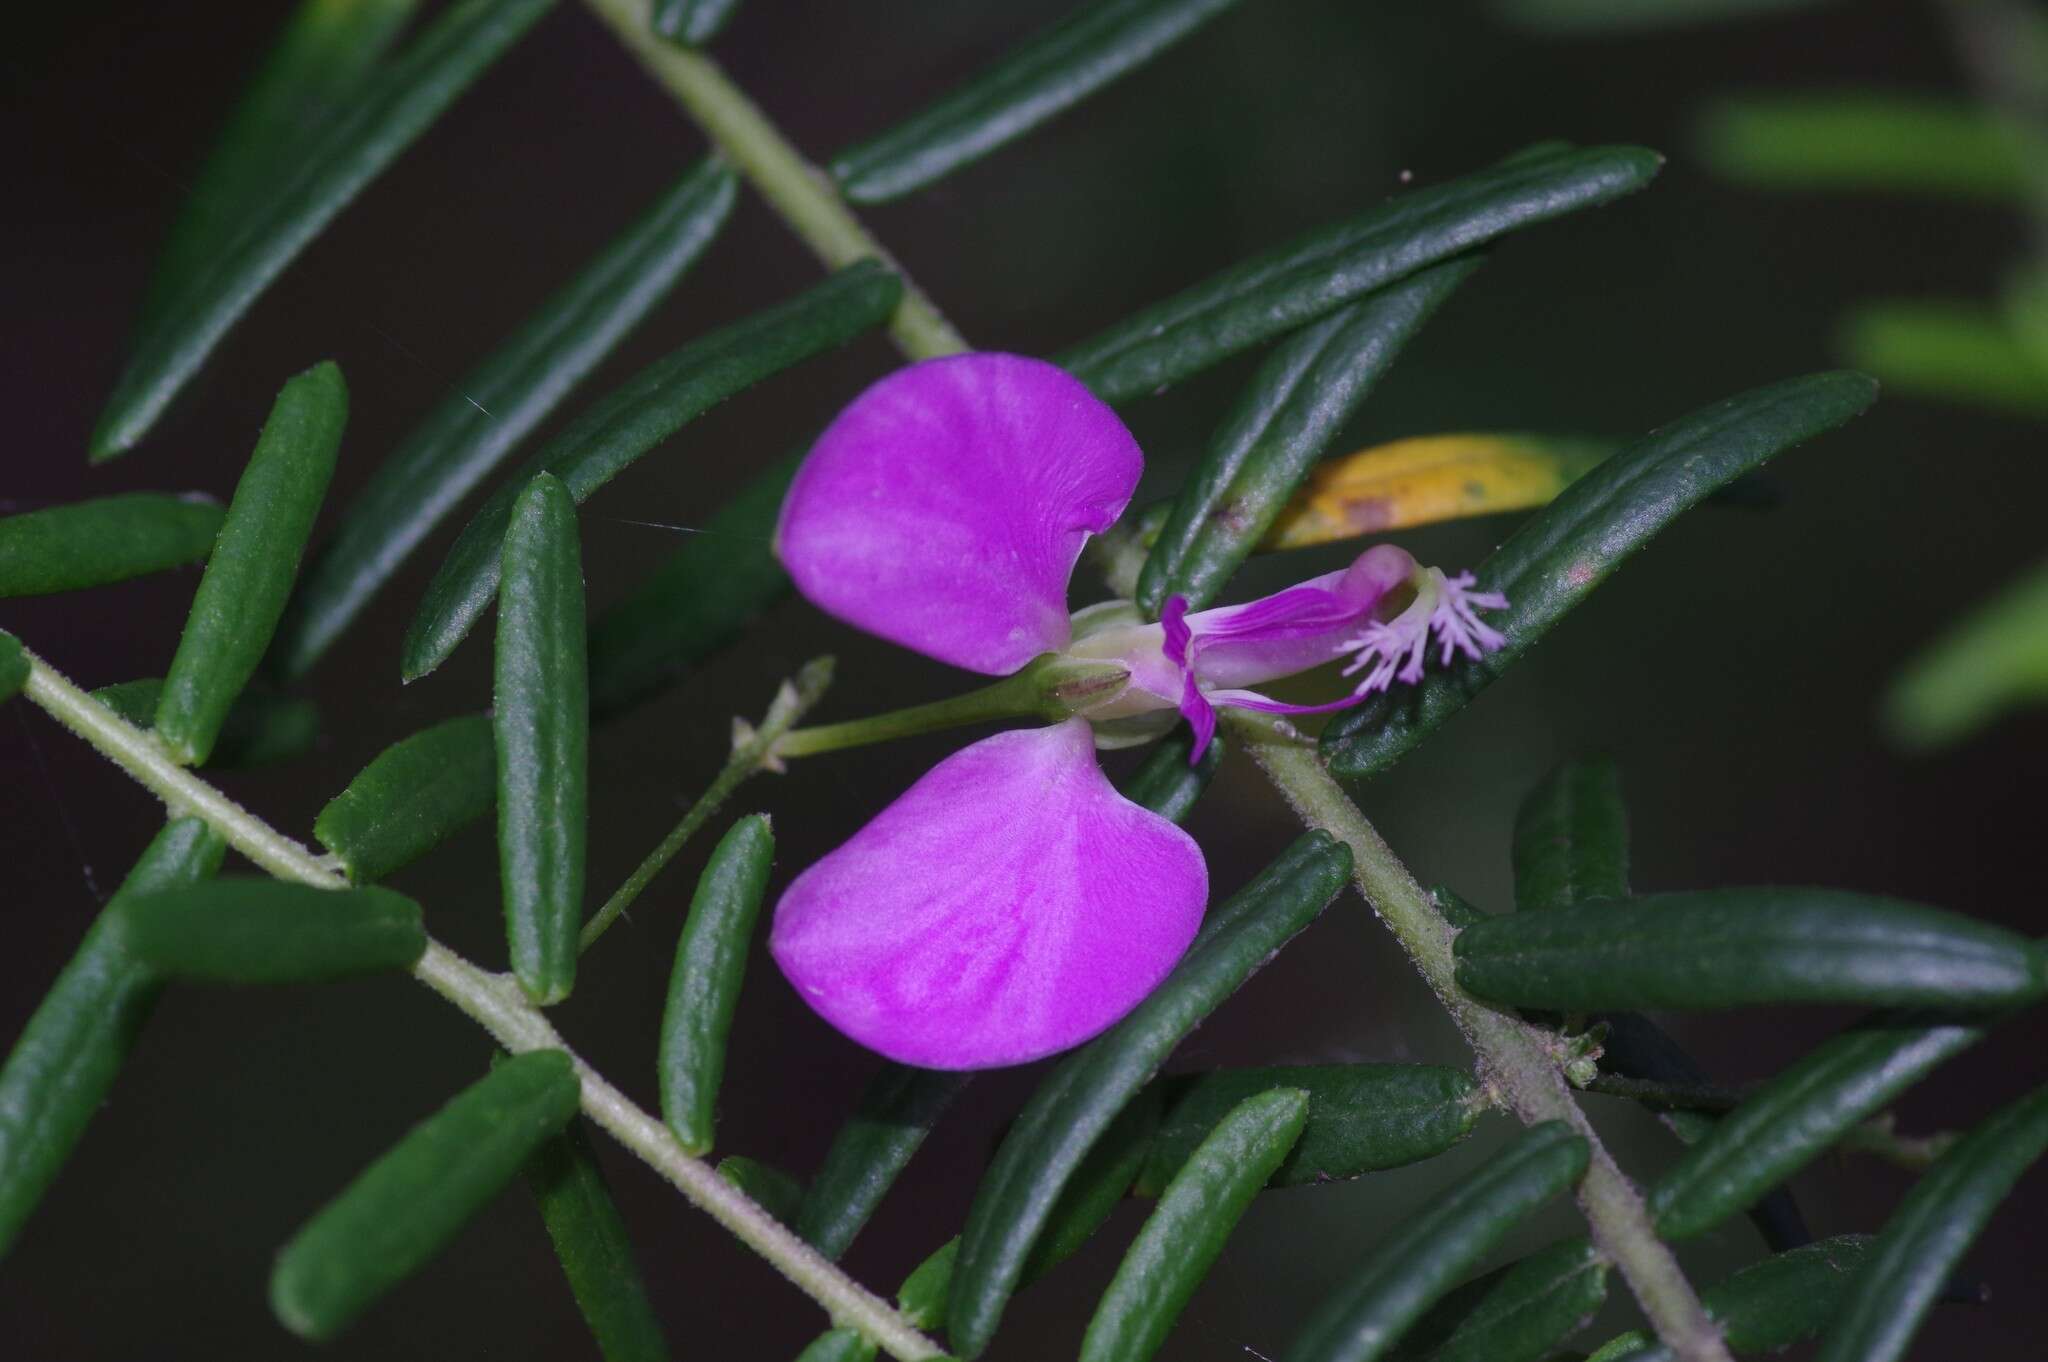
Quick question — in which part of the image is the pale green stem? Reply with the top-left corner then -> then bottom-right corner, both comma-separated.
18,645 -> 943,1362
1227,710 -> 1733,1362
580,656 -> 835,953
579,0 -> 970,363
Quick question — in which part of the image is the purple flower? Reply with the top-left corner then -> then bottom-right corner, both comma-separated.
769,354 -> 1504,1069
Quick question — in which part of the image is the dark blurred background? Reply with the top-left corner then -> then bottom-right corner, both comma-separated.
3,1 -> 2043,1358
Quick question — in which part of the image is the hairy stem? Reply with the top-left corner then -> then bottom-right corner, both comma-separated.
581,657 -> 834,952
1227,711 -> 1732,1362
18,646 -> 943,1362
579,0 -> 970,362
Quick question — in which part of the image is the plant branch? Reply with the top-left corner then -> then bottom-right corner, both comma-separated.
1226,710 -> 1733,1362
17,645 -> 944,1362
581,656 -> 834,952
580,0 -> 970,362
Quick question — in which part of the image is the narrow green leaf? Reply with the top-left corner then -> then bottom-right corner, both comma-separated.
0,819 -> 223,1255
116,879 -> 425,982
1453,889 -> 2044,1013
1135,259 -> 1478,613
1595,1234 -> 1875,1361
587,447 -> 798,718
1884,557 -> 2048,748
315,713 -> 496,882
898,1238 -> 958,1329
523,1119 -> 670,1362
403,261 -> 902,679
715,1155 -> 805,1224
92,677 -> 318,770
1413,1236 -> 1607,1362
797,1063 -> 971,1260
1495,0 -> 1837,31
948,832 -> 1352,1357
658,815 -> 774,1155
1290,1123 -> 1591,1362
1323,371 -> 1879,777
1021,1085 -> 1165,1281
1080,1088 -> 1308,1362
830,0 -> 1243,204
154,362 -> 346,765
651,0 -> 740,45
1513,758 -> 1628,912
1651,1012 -> 1984,1240
792,1327 -> 875,1362
1839,300 -> 2048,416
0,494 -> 224,598
91,0 -> 552,459
140,0 -> 419,328
1136,1063 -> 1481,1195
270,1049 -> 580,1340
1696,93 -> 2035,201
496,474 -> 588,1006
0,632 -> 26,703
270,161 -> 737,680
1814,1082 -> 2048,1362
1115,729 -> 1222,823
1057,143 -> 1660,403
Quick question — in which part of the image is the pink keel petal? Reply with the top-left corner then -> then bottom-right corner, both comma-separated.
770,719 -> 1207,1069
776,354 -> 1144,675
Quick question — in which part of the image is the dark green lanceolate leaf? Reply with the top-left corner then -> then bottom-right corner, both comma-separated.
793,1328 -> 875,1362
1323,372 -> 1879,777
797,1063 -> 972,1260
948,832 -> 1352,1357
1885,556 -> 2048,749
715,1156 -> 805,1225
1595,1011 -> 1813,1253
1022,1086 -> 1165,1281
1651,1012 -> 1985,1240
651,0 -> 740,45
0,494 -> 224,598
586,447 -> 798,717
523,1120 -> 669,1362
116,879 -> 425,982
1056,143 -> 1660,403
271,162 -> 738,681
496,475 -> 588,1006
0,819 -> 223,1255
1079,1088 -> 1308,1362
0,632 -> 26,703
92,678 -> 318,770
1135,259 -> 1478,614
1399,1236 -> 1607,1362
1814,1082 -> 2048,1362
1452,889 -> 2044,1013
1136,1063 -> 1481,1194
1593,1234 -> 1874,1361
270,1049 -> 580,1340
140,0 -> 418,328
403,262 -> 901,680
154,363 -> 346,766
1696,93 -> 2035,202
830,0 -> 1242,204
1290,1123 -> 1590,1362
315,714 -> 496,882
1430,884 -> 1491,930
1840,301 -> 2048,417
1513,758 -> 1628,912
659,816 -> 774,1155
91,0 -> 552,459
1115,730 -> 1222,824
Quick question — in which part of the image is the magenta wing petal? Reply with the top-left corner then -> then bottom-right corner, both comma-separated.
769,719 -> 1208,1069
776,354 -> 1144,675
